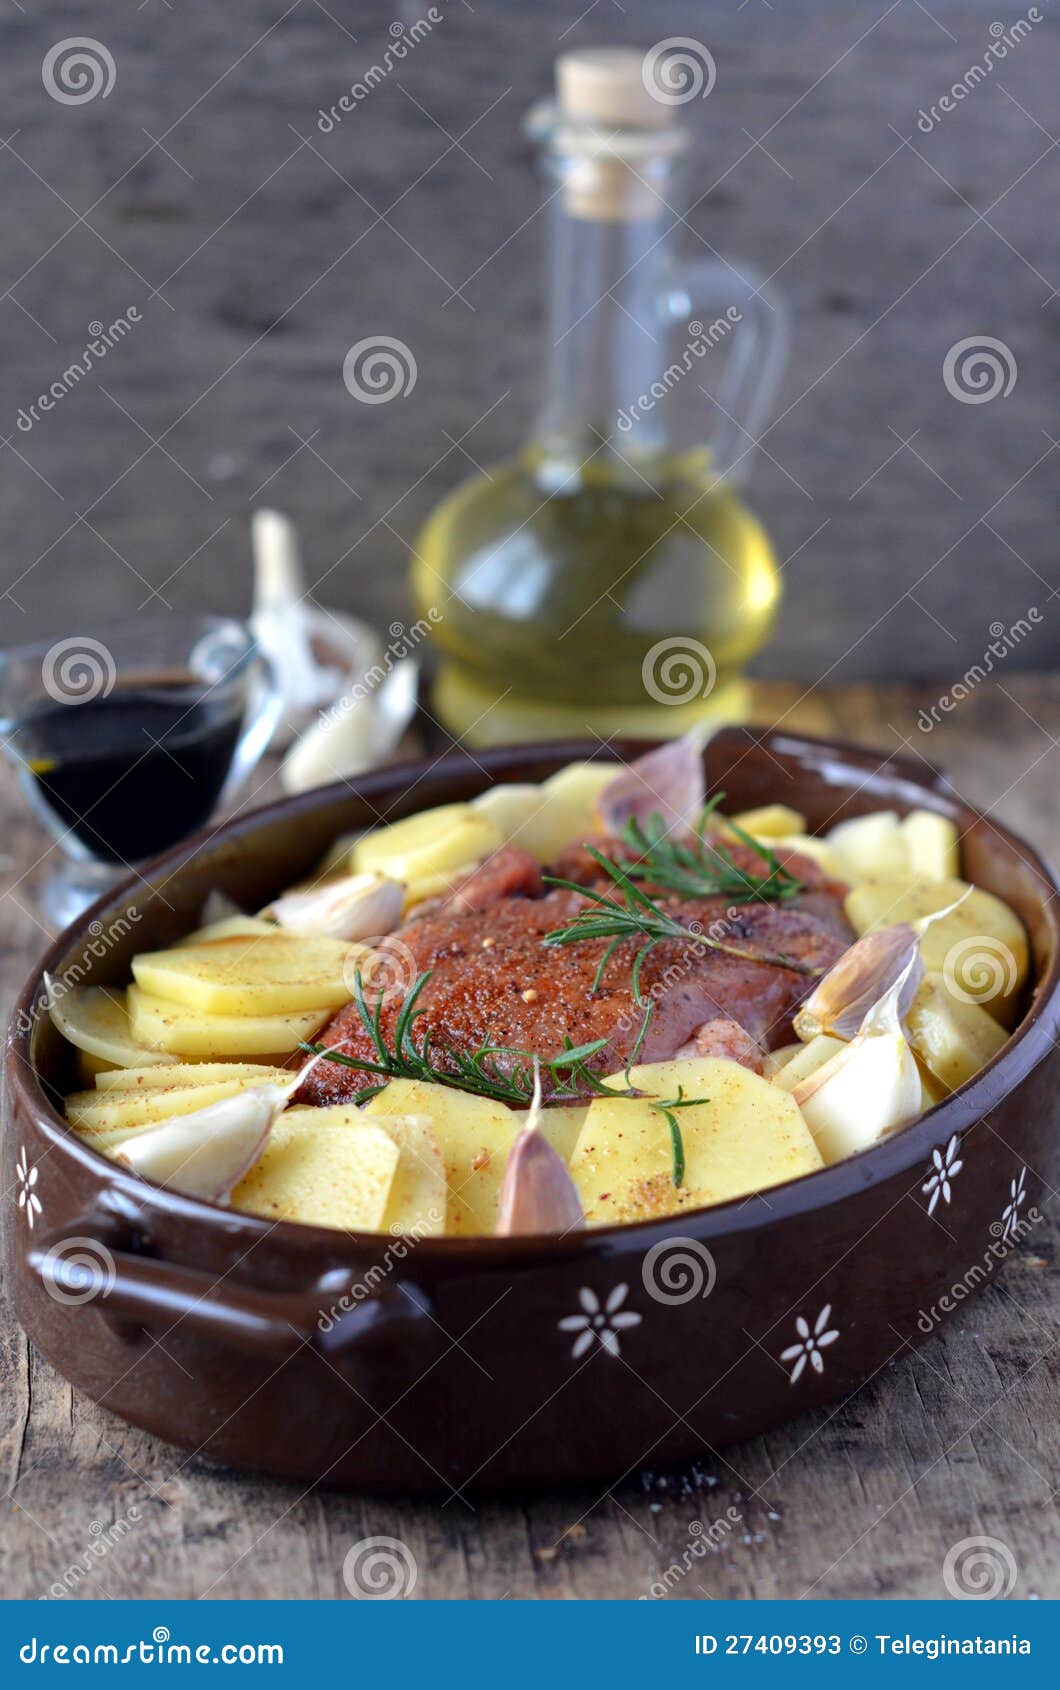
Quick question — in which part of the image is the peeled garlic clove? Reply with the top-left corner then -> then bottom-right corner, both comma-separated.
792,1031 -> 922,1165
596,732 -> 706,838
793,925 -> 923,1042
496,1066 -> 585,1236
114,1083 -> 288,1201
266,872 -> 404,941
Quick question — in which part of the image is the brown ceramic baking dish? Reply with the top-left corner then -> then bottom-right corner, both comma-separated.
5,728 -> 1059,1494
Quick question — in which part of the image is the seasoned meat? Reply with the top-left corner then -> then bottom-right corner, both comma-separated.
412,845 -> 543,918
297,871 -> 853,1107
672,1016 -> 765,1073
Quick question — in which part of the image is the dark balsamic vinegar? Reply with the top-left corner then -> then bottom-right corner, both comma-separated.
12,676 -> 244,864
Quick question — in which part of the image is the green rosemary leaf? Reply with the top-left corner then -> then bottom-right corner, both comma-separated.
615,794 -> 804,906
659,1108 -> 684,1188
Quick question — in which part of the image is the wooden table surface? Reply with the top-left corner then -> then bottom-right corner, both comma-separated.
2,676 -> 1058,1602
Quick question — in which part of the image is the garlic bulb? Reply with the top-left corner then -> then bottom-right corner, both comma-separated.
792,960 -> 923,1164
496,1067 -> 585,1236
793,924 -> 924,1043
266,872 -> 404,941
114,1083 -> 289,1201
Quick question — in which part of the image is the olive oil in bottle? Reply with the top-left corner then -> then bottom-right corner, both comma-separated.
413,47 -> 788,744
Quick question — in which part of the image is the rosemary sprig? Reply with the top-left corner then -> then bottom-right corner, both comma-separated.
651,1087 -> 708,1189
616,794 -> 804,905
543,846 -> 823,983
302,969 -> 625,1107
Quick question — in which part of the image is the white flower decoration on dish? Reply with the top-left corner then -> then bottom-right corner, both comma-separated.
781,1304 -> 839,1384
16,1147 -> 42,1229
923,1134 -> 963,1217
558,1284 -> 641,1359
999,1166 -> 1027,1242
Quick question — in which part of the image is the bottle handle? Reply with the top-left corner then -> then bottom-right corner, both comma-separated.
663,257 -> 789,486
221,644 -> 282,803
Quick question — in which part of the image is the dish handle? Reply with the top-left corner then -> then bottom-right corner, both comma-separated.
26,1208 -> 437,1368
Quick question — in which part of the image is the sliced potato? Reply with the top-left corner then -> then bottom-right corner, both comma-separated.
534,1103 -> 590,1166
514,763 -> 616,863
770,1035 -> 847,1092
771,835 -> 849,882
901,811 -> 960,881
761,1043 -> 802,1081
231,1118 -> 399,1231
905,973 -> 1008,1094
570,1058 -> 823,1226
128,986 -> 330,1057
281,1104 -> 446,1236
131,932 -> 366,1016
94,1062 -> 290,1093
66,1078 -> 258,1134
47,985 -> 169,1069
727,804 -> 806,840
175,916 -> 277,946
352,803 -> 502,898
827,812 -> 907,881
470,783 -> 546,846
845,876 -> 1028,1028
363,1079 -> 517,1235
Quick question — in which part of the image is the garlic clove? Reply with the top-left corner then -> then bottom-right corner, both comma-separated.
265,872 -> 404,941
792,1031 -> 922,1165
793,925 -> 924,1043
496,1066 -> 585,1236
596,732 -> 706,838
113,1083 -> 289,1201
278,658 -> 418,795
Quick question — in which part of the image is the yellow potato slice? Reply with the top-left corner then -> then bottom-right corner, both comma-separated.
827,811 -> 907,880
66,1078 -> 258,1134
94,1062 -> 290,1093
470,783 -> 546,847
283,1105 -> 447,1236
901,811 -> 960,881
844,876 -> 1028,1028
570,1058 -> 823,1226
535,1103 -> 590,1166
363,1079 -> 517,1235
905,973 -> 1009,1093
771,835 -> 849,882
231,1119 -> 399,1231
352,804 -> 501,887
175,916 -> 277,946
128,986 -> 329,1057
770,1035 -> 847,1092
727,804 -> 806,840
516,763 -> 616,863
47,985 -> 169,1068
131,932 -> 367,1016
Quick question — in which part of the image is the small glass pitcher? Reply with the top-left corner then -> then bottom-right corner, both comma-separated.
413,45 -> 789,744
0,615 -> 280,926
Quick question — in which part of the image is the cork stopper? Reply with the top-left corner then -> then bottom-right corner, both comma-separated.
556,47 -> 676,132
546,47 -> 682,222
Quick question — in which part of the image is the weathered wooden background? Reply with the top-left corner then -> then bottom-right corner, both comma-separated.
1,677 -> 1058,1600
0,1 -> 1057,678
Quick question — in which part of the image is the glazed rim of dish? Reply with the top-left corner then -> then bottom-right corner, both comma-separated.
11,734 -> 1060,1260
